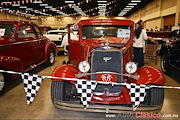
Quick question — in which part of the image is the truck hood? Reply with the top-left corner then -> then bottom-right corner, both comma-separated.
79,36 -> 131,60
81,36 -> 130,49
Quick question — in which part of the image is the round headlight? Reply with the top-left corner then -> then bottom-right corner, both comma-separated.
125,62 -> 137,74
78,61 -> 90,73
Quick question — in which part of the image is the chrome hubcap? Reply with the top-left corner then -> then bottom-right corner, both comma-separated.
50,52 -> 55,64
0,73 -> 4,91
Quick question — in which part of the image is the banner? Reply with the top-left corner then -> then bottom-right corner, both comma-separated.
0,69 -> 180,110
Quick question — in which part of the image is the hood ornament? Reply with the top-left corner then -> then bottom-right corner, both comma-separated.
103,57 -> 112,62
105,39 -> 110,46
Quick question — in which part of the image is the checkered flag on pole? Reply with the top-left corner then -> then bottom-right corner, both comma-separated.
75,80 -> 97,109
21,73 -> 45,104
126,83 -> 150,111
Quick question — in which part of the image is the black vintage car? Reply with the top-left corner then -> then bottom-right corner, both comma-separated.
159,29 -> 180,74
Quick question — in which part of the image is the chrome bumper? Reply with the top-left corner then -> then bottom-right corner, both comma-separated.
54,100 -> 162,113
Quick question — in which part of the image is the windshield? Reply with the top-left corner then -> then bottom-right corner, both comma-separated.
82,25 -> 131,39
0,23 -> 15,37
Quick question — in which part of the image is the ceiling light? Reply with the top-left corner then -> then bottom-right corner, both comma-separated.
3,8 -> 9,10
52,9 -> 60,12
128,3 -> 137,5
19,6 -> 27,8
12,4 -> 20,7
124,8 -> 132,10
65,1 -> 74,3
97,1 -> 107,3
131,0 -> 141,2
26,8 -> 33,10
118,11 -> 127,16
98,4 -> 106,6
40,4 -> 48,6
123,9 -> 130,11
33,1 -> 43,3
73,7 -> 81,10
126,6 -> 135,8
75,10 -> 82,11
45,6 -> 53,8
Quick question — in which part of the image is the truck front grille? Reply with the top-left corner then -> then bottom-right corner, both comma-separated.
91,48 -> 123,93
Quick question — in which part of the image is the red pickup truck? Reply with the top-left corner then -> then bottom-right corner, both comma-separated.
51,19 -> 165,113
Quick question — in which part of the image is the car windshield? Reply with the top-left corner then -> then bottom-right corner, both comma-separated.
0,23 -> 15,37
82,25 -> 131,39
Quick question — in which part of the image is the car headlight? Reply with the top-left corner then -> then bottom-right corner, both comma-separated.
125,62 -> 137,74
78,61 -> 90,73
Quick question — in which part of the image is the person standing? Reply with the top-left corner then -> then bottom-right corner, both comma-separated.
61,27 -> 78,64
61,27 -> 78,51
133,20 -> 156,67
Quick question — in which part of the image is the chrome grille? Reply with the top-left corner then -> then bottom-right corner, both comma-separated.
91,48 -> 123,93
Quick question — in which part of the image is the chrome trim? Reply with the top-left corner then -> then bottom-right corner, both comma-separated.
76,71 -> 140,80
54,100 -> 162,113
0,38 -> 46,47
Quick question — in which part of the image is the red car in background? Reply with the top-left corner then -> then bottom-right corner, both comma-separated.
51,19 -> 165,113
0,20 -> 57,95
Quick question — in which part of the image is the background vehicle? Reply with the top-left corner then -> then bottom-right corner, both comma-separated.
51,19 -> 165,113
159,29 -> 180,74
0,20 -> 57,95
44,29 -> 67,47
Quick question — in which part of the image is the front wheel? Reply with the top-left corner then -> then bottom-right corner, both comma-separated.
47,49 -> 55,66
51,81 -> 73,104
0,72 -> 11,96
142,86 -> 164,106
161,53 -> 170,74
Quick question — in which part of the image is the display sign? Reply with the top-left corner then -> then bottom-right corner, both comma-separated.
117,28 -> 130,38
0,29 -> 5,36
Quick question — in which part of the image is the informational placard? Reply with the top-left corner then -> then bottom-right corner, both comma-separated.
117,28 -> 130,38
0,29 -> 5,36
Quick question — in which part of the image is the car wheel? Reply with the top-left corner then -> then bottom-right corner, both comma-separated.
47,49 -> 55,66
161,53 -> 170,74
0,72 -> 11,96
51,81 -> 73,104
142,86 -> 164,106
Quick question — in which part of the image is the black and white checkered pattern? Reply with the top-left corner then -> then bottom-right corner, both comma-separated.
75,80 -> 97,109
126,83 -> 150,111
21,73 -> 44,104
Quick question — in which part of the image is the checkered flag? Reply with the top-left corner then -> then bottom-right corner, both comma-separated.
21,73 -> 45,104
75,80 -> 97,109
126,83 -> 150,111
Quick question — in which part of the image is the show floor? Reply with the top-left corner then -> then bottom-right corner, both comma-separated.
0,55 -> 179,120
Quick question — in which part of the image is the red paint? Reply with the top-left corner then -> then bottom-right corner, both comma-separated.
52,19 -> 165,105
0,20 -> 57,80
135,66 -> 165,85
52,65 -> 78,84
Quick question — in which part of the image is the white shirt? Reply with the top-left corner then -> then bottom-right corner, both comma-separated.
133,29 -> 148,48
61,33 -> 78,47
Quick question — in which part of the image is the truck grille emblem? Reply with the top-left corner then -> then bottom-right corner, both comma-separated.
101,74 -> 113,82
103,57 -> 112,62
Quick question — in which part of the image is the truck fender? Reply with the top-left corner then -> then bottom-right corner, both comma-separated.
135,65 -> 165,85
52,65 -> 78,84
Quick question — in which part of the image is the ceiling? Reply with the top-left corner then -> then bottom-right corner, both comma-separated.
0,0 -> 154,18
